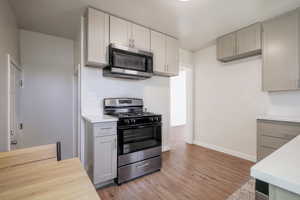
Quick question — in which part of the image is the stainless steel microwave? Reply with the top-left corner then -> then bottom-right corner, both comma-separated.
103,44 -> 153,80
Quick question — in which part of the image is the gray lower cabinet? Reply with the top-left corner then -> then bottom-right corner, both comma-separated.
262,9 -> 300,91
217,23 -> 262,62
257,120 -> 300,161
85,121 -> 117,186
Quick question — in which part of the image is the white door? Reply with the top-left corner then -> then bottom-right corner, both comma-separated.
166,36 -> 179,76
150,30 -> 166,74
9,62 -> 22,150
110,16 -> 130,46
86,8 -> 109,66
94,135 -> 117,184
131,24 -> 150,50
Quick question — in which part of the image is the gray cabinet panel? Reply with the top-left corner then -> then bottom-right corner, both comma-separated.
258,146 -> 276,161
236,23 -> 262,56
262,9 -> 300,91
217,33 -> 236,62
261,136 -> 289,149
85,121 -> 117,186
257,120 -> 300,161
258,120 -> 300,140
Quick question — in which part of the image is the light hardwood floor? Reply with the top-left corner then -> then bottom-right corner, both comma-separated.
98,126 -> 254,200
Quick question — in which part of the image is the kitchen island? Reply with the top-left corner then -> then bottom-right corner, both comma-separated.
251,135 -> 300,200
0,158 -> 100,200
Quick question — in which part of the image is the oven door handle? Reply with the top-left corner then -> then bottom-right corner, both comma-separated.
118,123 -> 162,130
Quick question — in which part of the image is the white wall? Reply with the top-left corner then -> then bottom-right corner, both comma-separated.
0,0 -> 19,152
265,92 -> 300,116
20,30 -> 75,159
194,45 -> 267,161
194,44 -> 300,161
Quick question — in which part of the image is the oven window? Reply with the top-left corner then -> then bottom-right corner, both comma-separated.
113,51 -> 147,72
120,126 -> 161,154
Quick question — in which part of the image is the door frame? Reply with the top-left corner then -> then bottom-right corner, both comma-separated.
7,54 -> 22,151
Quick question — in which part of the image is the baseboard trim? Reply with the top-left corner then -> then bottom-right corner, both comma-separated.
162,145 -> 171,152
193,141 -> 256,162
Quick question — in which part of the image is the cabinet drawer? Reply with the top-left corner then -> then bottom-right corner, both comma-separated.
258,121 -> 300,140
261,136 -> 289,149
118,156 -> 161,183
118,146 -> 161,167
94,122 -> 116,137
259,146 -> 276,160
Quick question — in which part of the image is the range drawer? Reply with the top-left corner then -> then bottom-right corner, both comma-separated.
118,156 -> 161,184
93,122 -> 117,137
258,120 -> 300,140
118,146 -> 161,167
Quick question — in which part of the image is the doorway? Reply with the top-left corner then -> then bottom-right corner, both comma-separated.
170,66 -> 194,147
7,54 -> 23,151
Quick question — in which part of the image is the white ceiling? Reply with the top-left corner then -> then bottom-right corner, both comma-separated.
9,0 -> 300,51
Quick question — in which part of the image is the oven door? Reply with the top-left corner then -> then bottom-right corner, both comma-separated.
118,123 -> 162,155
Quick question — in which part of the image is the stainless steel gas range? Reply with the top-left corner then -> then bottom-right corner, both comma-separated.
104,98 -> 162,184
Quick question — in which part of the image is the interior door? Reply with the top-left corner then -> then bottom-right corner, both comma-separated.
14,68 -> 23,149
9,63 -> 22,150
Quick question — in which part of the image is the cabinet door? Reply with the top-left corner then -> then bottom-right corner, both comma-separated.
236,23 -> 262,55
217,33 -> 236,61
262,10 -> 300,91
94,135 -> 117,184
110,16 -> 130,46
150,30 -> 166,74
132,24 -> 150,50
86,8 -> 109,67
166,36 -> 179,76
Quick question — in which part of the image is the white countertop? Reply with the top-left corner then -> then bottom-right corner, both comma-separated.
251,135 -> 300,195
82,114 -> 118,123
257,114 -> 300,123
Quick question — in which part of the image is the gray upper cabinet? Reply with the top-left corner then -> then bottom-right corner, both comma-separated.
217,23 -> 262,62
262,9 -> 300,92
217,33 -> 236,62
85,8 -> 109,67
236,23 -> 262,56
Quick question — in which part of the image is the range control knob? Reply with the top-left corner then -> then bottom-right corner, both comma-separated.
149,117 -> 154,122
130,119 -> 136,124
124,119 -> 130,124
155,117 -> 159,122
